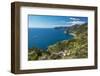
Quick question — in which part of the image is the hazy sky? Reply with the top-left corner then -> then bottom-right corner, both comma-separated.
28,15 -> 88,28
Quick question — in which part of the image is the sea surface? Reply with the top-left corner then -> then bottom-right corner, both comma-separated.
28,28 -> 73,49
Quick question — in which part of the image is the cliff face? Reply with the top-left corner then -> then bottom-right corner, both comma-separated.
28,23 -> 88,60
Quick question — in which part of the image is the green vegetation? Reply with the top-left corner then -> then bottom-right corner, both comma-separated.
28,23 -> 88,60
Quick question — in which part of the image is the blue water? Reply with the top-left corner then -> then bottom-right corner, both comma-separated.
28,28 -> 73,49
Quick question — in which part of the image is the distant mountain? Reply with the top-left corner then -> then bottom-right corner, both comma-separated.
54,23 -> 87,30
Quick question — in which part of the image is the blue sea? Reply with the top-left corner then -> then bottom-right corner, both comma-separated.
28,28 -> 73,49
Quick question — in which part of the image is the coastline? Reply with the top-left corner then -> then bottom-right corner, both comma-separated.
28,24 -> 88,60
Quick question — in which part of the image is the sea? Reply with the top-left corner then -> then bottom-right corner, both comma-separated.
28,28 -> 73,49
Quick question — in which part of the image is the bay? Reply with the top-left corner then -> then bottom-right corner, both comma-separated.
28,28 -> 73,49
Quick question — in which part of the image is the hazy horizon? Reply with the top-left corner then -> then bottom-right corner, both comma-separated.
28,15 -> 88,28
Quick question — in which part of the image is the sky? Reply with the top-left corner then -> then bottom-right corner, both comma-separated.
28,15 -> 88,28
